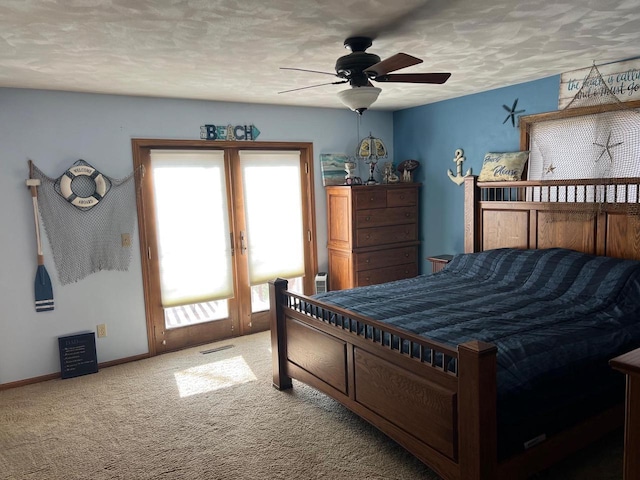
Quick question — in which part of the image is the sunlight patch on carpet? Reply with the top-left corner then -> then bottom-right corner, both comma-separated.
174,355 -> 257,397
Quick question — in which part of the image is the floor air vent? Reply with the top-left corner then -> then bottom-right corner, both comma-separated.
200,345 -> 234,354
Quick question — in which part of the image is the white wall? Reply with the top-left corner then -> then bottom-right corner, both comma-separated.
0,88 -> 393,384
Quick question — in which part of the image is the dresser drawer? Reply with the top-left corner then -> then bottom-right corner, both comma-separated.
355,224 -> 418,248
354,189 -> 386,209
355,206 -> 417,228
387,188 -> 417,207
355,246 -> 418,271
356,263 -> 418,286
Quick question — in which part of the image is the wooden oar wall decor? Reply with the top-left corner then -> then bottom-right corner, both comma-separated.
26,159 -> 54,312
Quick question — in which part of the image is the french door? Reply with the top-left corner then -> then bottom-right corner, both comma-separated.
132,139 -> 317,355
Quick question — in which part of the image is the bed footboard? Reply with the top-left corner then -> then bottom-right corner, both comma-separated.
269,278 -> 498,480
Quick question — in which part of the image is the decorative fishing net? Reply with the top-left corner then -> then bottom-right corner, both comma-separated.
31,160 -> 141,285
527,63 -> 640,217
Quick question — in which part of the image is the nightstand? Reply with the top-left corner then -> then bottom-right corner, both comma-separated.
427,254 -> 454,273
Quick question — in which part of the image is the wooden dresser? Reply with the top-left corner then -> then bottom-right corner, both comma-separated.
326,184 -> 420,290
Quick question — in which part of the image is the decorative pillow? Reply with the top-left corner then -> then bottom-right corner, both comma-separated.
478,151 -> 529,181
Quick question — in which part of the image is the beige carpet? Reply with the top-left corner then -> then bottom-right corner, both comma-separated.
0,331 -> 623,480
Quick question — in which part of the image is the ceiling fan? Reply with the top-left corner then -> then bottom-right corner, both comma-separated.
279,36 -> 451,114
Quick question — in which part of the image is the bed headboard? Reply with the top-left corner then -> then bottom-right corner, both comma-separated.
464,103 -> 640,261
464,176 -> 640,260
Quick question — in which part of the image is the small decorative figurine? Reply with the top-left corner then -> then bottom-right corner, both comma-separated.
344,160 -> 362,185
382,162 -> 394,183
397,159 -> 420,183
345,161 -> 357,181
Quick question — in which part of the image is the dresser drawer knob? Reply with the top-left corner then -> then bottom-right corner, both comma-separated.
405,213 -> 411,217
370,197 -> 374,202
366,259 -> 370,263
404,253 -> 409,257
366,234 -> 371,239
365,216 -> 371,221
405,269 -> 409,274
400,195 -> 405,199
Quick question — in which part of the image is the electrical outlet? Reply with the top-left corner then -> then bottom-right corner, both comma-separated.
97,324 -> 107,338
121,233 -> 131,247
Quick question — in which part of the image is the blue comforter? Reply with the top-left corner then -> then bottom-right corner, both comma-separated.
314,248 -> 640,456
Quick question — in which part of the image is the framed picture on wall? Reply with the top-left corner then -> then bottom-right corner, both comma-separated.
320,153 -> 348,186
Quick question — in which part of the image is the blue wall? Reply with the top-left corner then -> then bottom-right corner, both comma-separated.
394,76 -> 560,272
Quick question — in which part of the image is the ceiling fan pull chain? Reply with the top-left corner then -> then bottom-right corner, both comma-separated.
356,114 -> 361,155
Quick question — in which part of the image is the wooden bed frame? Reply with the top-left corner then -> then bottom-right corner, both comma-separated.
270,103 -> 640,479
269,173 -> 640,480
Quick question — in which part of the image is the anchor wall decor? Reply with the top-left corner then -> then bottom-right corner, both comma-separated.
447,148 -> 472,185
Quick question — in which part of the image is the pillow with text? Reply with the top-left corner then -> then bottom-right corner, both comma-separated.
478,151 -> 529,181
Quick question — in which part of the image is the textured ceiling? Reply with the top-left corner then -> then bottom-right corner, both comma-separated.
1,0 -> 639,111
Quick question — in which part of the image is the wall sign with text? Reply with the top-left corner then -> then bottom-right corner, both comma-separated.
200,124 -> 261,141
559,59 -> 640,109
58,332 -> 98,379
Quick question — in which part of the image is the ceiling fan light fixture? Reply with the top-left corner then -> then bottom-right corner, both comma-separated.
337,86 -> 382,115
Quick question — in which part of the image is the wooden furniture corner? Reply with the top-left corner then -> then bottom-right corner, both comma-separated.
427,254 -> 454,273
610,348 -> 640,480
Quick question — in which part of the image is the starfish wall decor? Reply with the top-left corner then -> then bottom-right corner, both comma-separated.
503,98 -> 525,127
593,132 -> 623,163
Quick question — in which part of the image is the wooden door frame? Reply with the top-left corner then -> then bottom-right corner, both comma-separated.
132,138 -> 318,356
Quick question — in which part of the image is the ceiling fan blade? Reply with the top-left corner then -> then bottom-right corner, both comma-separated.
280,67 -> 338,77
278,80 -> 348,94
374,72 -> 451,84
364,53 -> 423,77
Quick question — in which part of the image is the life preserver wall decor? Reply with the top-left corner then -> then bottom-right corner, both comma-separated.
30,159 -> 140,285
55,160 -> 111,210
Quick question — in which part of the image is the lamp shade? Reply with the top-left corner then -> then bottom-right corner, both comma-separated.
358,134 -> 387,160
337,86 -> 382,114
357,132 -> 388,185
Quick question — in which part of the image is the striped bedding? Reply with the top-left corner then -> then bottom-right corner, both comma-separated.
314,248 -> 640,456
